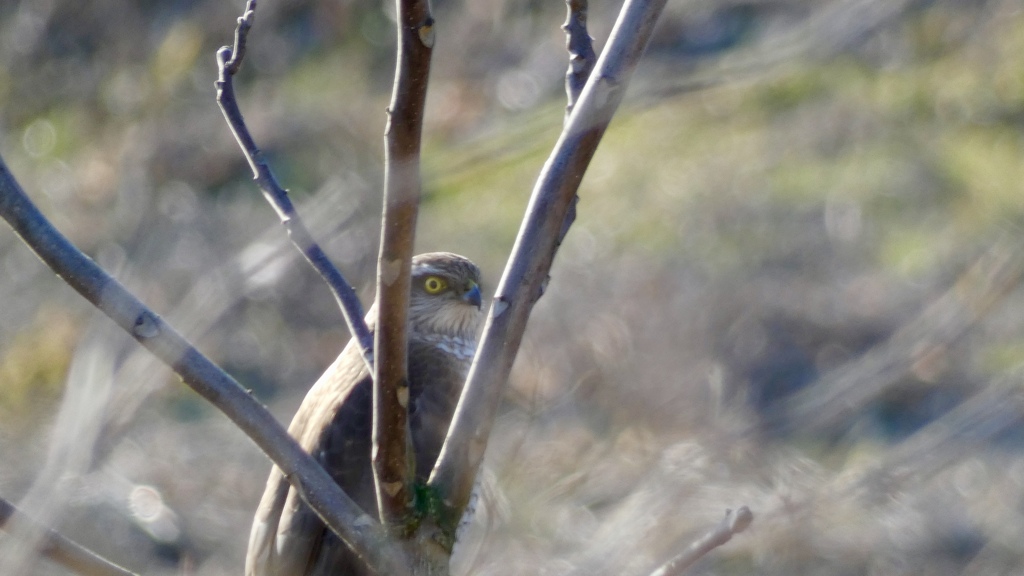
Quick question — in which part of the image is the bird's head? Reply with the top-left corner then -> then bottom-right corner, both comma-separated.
408,252 -> 483,340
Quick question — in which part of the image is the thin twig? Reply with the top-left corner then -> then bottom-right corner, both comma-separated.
857,370 -> 1024,493
563,0 -> 596,121
429,0 -> 670,524
215,0 -> 373,368
648,507 -> 754,576
557,0 -> 594,265
0,156 -> 412,576
0,495 -> 138,576
371,0 -> 435,531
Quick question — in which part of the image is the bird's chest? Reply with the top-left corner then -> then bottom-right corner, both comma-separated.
415,334 -> 476,372
405,334 -> 477,417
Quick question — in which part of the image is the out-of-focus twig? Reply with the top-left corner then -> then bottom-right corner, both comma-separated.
770,367 -> 1024,530
758,241 -> 1024,435
0,156 -> 411,576
215,0 -> 373,369
0,330 -> 116,575
856,370 -> 1024,494
563,0 -> 597,120
648,506 -> 754,576
429,0 -> 670,527
640,0 -> 923,103
0,495 -> 138,576
372,0 -> 435,531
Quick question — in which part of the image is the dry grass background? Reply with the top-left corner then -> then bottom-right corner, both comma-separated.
3,0 -> 1024,574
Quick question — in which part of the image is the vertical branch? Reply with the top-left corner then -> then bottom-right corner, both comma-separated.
557,0 -> 597,284
429,0 -> 669,523
373,0 -> 435,528
563,0 -> 597,120
215,0 -> 374,368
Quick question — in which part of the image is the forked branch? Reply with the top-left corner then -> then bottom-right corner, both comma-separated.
429,0 -> 670,521
372,0 -> 435,530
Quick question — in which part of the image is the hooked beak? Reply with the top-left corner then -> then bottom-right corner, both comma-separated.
462,283 -> 482,310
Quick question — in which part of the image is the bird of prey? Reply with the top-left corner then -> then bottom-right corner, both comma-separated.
245,252 -> 483,576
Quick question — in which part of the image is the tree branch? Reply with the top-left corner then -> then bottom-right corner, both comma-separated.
429,0 -> 669,523
0,156 -> 412,576
563,0 -> 597,120
0,496 -> 138,576
371,0 -> 434,532
648,507 -> 753,576
555,0 -> 594,261
215,0 -> 374,369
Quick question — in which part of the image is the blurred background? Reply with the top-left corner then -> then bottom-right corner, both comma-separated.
3,0 -> 1024,574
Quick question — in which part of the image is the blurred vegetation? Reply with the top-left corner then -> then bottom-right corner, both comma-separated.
3,0 -> 1024,574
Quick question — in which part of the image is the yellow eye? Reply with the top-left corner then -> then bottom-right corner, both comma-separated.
423,276 -> 447,294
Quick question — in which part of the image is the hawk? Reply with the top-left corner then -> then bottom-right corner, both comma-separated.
245,252 -> 483,576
